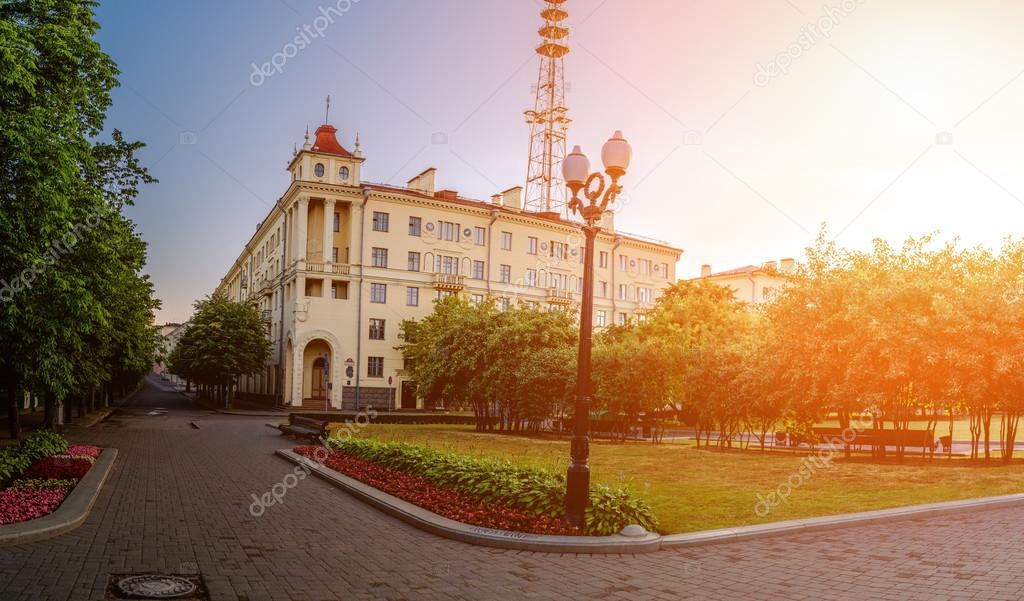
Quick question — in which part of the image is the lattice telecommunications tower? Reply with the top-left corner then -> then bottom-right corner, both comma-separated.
524,0 -> 571,217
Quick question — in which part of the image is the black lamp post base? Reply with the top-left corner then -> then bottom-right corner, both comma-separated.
566,461 -> 590,527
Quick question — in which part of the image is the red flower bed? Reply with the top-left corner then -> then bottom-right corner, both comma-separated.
0,487 -> 71,525
295,446 -> 576,535
20,456 -> 92,481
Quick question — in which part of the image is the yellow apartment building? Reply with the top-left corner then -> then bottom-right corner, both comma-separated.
214,123 -> 682,411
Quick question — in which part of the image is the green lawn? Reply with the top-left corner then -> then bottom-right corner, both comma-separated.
329,423 -> 1024,534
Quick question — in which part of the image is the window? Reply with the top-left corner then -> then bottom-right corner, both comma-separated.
551,272 -> 567,290
472,260 -> 485,280
526,269 -> 537,287
407,251 -> 421,272
408,216 -> 422,236
333,212 -> 340,232
596,311 -> 607,327
618,284 -> 627,300
314,163 -> 325,177
439,221 -> 458,241
550,241 -> 568,259
330,283 -> 338,299
470,293 -> 484,305
618,254 -> 628,270
436,255 -> 458,274
660,263 -> 669,277
367,356 -> 384,378
599,251 -> 609,268
339,166 -> 349,181
436,290 -> 455,300
403,357 -> 415,370
372,212 -> 389,232
371,247 -> 388,268
474,227 -> 485,246
637,287 -> 653,303
528,236 -> 538,255
369,318 -> 385,340
497,297 -> 510,311
618,312 -> 628,326
638,259 -> 651,275
370,283 -> 386,303
501,231 -> 512,250
499,264 -> 511,283
525,300 -> 539,310
407,287 -> 419,306
598,281 -> 608,298
331,247 -> 339,263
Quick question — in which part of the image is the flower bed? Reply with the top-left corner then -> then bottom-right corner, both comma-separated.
295,438 -> 658,536
0,432 -> 98,526
294,445 -> 577,535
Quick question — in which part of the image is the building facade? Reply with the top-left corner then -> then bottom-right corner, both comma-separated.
691,259 -> 795,304
214,123 -> 682,411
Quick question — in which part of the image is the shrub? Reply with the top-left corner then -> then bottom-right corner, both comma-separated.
0,488 -> 71,525
0,431 -> 70,485
323,437 -> 657,535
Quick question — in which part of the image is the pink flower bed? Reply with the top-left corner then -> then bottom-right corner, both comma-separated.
0,487 -> 71,525
0,443 -> 101,526
64,445 -> 101,459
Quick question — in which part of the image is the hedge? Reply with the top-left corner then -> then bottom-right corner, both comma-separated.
324,437 -> 658,535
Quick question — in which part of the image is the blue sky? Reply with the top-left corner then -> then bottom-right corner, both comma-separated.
98,1 -> 1024,322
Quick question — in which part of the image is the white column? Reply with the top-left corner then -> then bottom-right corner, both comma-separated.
296,197 -> 309,262
323,198 -> 336,263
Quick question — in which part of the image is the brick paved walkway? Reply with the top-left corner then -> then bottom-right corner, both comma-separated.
1,377 -> 1022,600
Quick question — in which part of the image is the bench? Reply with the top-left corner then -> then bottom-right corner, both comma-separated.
775,427 -> 937,458
278,415 -> 329,443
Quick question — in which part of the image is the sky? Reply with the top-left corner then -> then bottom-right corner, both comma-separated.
94,0 -> 1024,323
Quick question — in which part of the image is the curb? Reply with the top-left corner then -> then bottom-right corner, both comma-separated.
277,447 -> 1024,553
0,448 -> 119,546
275,449 -> 662,554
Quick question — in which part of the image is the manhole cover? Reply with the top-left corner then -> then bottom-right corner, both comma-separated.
109,574 -> 205,599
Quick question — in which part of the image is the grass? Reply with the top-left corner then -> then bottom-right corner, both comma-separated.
327,422 -> 1024,534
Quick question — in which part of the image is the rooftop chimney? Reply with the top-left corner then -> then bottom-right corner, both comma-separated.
434,189 -> 458,201
501,186 -> 523,211
701,264 -> 712,278
407,167 -> 436,195
491,194 -> 502,205
600,210 -> 615,232
763,260 -> 778,271
780,257 -> 796,274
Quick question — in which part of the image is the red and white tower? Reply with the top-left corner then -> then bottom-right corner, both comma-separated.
524,0 -> 571,217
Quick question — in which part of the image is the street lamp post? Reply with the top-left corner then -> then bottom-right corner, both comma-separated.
561,131 -> 632,528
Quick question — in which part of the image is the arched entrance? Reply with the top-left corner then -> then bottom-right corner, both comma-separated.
301,338 -> 332,410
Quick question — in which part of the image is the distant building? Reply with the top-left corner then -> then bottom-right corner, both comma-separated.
154,322 -> 188,381
691,259 -> 795,304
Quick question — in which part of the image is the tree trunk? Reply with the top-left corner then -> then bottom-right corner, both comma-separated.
6,378 -> 21,440
43,391 -> 56,429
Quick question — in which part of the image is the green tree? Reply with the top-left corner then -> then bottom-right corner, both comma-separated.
168,294 -> 271,408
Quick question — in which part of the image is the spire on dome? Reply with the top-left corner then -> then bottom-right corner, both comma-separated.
302,125 -> 311,150
354,132 -> 362,158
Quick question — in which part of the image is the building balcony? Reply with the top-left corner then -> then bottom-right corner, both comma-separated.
546,288 -> 574,305
305,262 -> 353,276
433,272 -> 465,291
